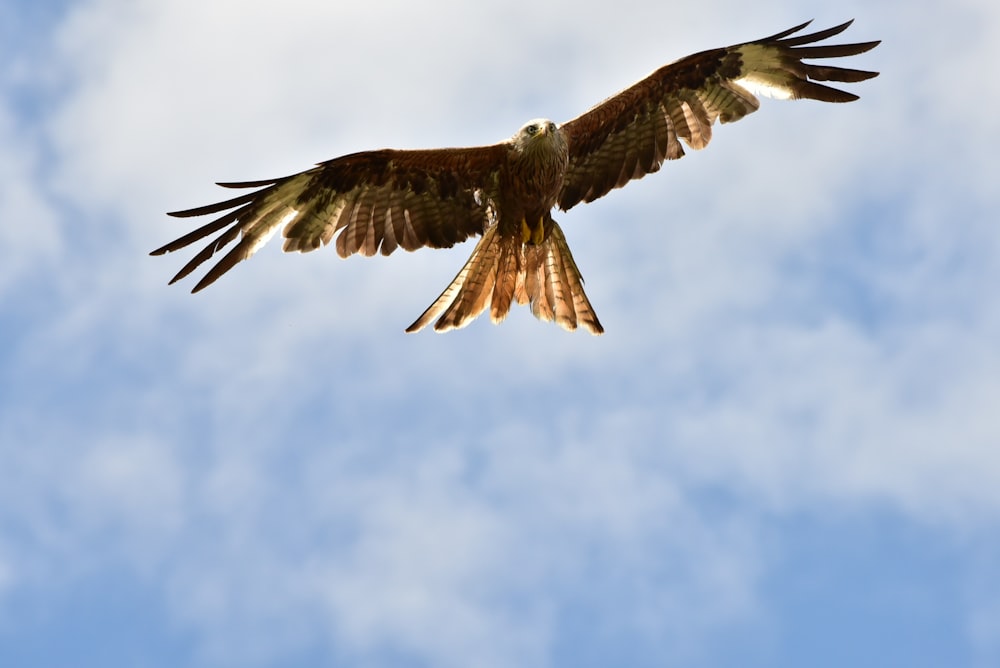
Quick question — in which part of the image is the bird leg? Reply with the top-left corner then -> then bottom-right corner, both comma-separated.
520,217 -> 546,245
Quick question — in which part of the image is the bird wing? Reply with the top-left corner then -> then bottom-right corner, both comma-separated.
557,20 -> 880,210
152,144 -> 507,292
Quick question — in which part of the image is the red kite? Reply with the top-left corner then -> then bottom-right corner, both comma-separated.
153,20 -> 879,334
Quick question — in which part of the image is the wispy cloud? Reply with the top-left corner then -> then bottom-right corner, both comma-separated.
2,0 -> 999,666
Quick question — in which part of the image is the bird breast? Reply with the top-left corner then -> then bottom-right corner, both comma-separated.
507,131 -> 570,211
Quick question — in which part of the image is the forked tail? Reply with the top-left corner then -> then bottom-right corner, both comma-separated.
405,221 -> 604,334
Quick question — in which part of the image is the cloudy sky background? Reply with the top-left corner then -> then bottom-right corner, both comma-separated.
2,0 -> 999,666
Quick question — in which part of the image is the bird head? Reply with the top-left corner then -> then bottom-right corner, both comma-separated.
512,118 -> 563,153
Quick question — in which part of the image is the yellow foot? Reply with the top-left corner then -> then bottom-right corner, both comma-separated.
520,219 -> 546,245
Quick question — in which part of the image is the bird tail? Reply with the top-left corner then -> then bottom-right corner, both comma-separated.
405,220 -> 604,334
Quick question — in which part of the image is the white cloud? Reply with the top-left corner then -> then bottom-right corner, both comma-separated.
142,434 -> 765,667
4,0 -> 1000,665
0,105 -> 63,297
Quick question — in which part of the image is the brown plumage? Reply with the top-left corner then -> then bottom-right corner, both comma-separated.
152,20 -> 879,334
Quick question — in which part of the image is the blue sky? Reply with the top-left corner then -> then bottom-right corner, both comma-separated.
2,0 -> 999,666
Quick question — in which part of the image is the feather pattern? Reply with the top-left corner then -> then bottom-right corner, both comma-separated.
154,20 -> 877,334
152,146 -> 506,292
406,220 -> 603,334
405,225 -> 503,333
557,20 -> 879,209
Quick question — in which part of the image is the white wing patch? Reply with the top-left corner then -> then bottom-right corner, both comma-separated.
734,43 -> 795,100
248,209 -> 296,256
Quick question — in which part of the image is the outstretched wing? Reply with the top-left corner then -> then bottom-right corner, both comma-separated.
152,145 -> 507,292
557,20 -> 880,210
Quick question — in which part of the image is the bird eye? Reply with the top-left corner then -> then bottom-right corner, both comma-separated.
548,122 -> 557,132
526,124 -> 538,135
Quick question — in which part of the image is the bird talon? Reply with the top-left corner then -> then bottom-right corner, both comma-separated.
520,218 -> 546,245
532,224 -> 545,245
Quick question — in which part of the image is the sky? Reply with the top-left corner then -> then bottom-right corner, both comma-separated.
2,0 -> 999,666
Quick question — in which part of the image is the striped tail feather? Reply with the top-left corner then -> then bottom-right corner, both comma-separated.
405,221 -> 604,334
518,222 -> 603,334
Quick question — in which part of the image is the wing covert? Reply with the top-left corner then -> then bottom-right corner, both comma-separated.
557,20 -> 880,210
151,145 -> 507,292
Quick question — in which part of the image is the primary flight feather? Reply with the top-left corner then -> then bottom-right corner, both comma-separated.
152,20 -> 879,334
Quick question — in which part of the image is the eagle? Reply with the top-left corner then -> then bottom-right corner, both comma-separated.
152,20 -> 879,335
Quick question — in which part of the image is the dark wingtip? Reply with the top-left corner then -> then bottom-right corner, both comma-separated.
771,19 -> 864,48
216,179 -> 280,189
760,20 -> 814,42
167,203 -> 230,218
855,40 -> 882,57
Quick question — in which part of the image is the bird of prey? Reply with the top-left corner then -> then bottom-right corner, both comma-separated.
152,20 -> 879,335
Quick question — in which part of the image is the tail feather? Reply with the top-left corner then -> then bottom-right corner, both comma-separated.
405,225 -> 500,333
490,242 -> 519,324
405,221 -> 604,335
536,223 -> 603,334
